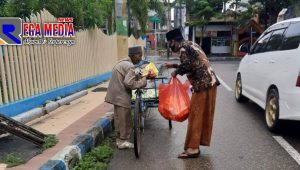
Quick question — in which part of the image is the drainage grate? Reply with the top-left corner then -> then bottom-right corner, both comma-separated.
92,87 -> 107,92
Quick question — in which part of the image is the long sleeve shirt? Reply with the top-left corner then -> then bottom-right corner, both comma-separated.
174,41 -> 220,92
105,57 -> 147,108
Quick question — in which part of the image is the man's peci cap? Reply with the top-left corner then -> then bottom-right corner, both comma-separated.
129,46 -> 142,56
166,28 -> 184,41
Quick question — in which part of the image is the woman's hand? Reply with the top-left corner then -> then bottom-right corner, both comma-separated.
162,63 -> 173,69
171,71 -> 177,78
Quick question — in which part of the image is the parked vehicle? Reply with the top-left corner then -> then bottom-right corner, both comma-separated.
236,17 -> 300,132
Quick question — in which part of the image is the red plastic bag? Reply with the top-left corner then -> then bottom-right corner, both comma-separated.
158,77 -> 190,122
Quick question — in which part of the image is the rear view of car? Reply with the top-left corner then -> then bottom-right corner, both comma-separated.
235,17 -> 300,132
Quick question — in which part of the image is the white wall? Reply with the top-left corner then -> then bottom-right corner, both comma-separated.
211,46 -> 231,54
196,25 -> 232,32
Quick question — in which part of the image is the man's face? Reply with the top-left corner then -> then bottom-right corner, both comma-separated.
131,53 -> 142,64
169,40 -> 180,53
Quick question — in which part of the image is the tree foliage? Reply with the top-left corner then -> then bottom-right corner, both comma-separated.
249,0 -> 299,28
130,0 -> 148,34
38,0 -> 84,29
225,0 -> 263,27
226,0 -> 299,29
0,0 -> 7,16
0,0 -> 115,33
129,0 -> 167,36
0,0 -> 166,35
186,0 -> 224,27
148,0 -> 165,25
3,0 -> 38,18
249,0 -> 298,28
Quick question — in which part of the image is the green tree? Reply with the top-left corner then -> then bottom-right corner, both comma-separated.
99,0 -> 115,34
130,0 -> 148,35
38,0 -> 84,29
4,0 -> 39,18
0,0 -> 7,16
186,0 -> 223,43
148,0 -> 165,25
1,0 -> 114,32
249,0 -> 298,29
38,0 -> 114,32
81,0 -> 103,29
129,0 -> 167,36
225,0 -> 263,27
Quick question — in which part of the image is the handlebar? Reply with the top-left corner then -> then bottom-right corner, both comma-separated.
147,76 -> 168,80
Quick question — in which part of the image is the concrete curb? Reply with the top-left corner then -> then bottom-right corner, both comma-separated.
39,112 -> 114,170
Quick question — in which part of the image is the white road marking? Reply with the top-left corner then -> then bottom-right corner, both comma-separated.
216,75 -> 233,92
273,136 -> 300,165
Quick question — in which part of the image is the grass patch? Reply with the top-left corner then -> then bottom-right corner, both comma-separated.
0,135 -> 58,167
42,135 -> 58,151
72,133 -> 115,170
3,153 -> 26,168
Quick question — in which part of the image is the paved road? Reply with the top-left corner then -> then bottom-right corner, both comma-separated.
109,60 -> 300,170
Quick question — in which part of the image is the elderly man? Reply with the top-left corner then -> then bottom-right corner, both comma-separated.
163,28 -> 220,158
105,46 -> 150,149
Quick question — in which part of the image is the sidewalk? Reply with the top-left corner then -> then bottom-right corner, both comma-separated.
0,54 -> 240,169
1,82 -> 112,170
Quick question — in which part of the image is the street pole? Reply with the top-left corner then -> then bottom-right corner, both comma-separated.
127,0 -> 131,36
155,22 -> 157,54
179,0 -> 182,27
168,0 -> 170,31
250,26 -> 253,48
167,0 -> 170,59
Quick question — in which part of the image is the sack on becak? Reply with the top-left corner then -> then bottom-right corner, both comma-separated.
158,77 -> 190,122
141,62 -> 159,77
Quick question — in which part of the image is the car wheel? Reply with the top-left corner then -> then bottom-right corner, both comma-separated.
235,74 -> 249,102
265,89 -> 280,132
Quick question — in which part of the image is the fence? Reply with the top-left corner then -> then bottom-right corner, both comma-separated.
128,35 -> 146,49
0,9 -> 118,106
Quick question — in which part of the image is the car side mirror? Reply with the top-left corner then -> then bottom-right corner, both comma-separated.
239,45 -> 249,53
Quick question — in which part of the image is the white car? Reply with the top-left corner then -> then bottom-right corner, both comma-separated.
235,17 -> 300,132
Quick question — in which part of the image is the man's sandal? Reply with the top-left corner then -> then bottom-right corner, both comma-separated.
177,151 -> 200,159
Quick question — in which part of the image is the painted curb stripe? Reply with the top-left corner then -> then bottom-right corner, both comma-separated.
86,126 -> 104,146
71,134 -> 94,156
100,118 -> 112,137
39,160 -> 66,170
39,117 -> 113,170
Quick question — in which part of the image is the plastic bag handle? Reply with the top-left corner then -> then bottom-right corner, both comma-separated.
169,77 -> 180,85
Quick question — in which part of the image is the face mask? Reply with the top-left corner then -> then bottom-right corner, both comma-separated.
170,43 -> 179,52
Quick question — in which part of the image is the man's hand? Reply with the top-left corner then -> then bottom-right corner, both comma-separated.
171,71 -> 177,78
146,69 -> 156,78
162,63 -> 173,69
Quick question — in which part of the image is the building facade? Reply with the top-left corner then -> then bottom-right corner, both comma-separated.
195,18 -> 235,55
